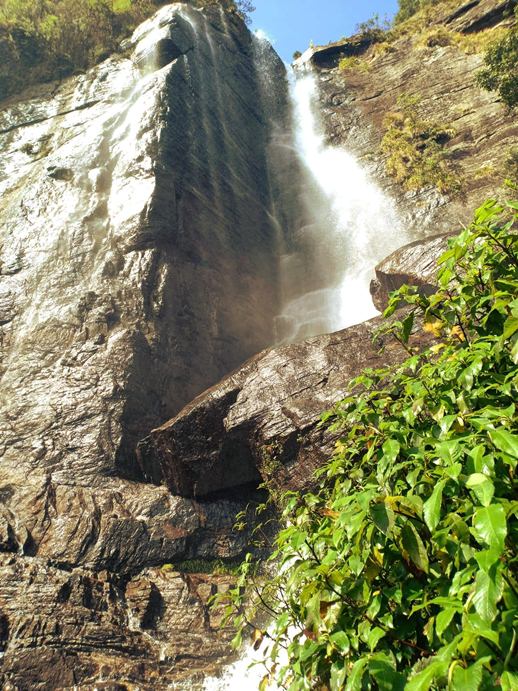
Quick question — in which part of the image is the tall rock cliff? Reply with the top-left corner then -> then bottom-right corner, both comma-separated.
0,0 -> 516,688
0,4 -> 291,687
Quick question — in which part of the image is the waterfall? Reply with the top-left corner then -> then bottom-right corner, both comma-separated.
275,71 -> 406,342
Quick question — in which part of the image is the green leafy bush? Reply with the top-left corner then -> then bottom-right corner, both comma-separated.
395,0 -> 422,24
355,13 -> 391,41
477,10 -> 518,110
395,0 -> 449,25
381,93 -> 460,194
223,198 -> 518,690
161,558 -> 243,575
505,147 -> 518,185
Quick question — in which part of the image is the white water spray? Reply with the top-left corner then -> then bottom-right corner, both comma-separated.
275,73 -> 406,341
203,646 -> 275,691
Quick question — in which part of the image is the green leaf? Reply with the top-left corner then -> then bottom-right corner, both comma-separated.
402,311 -> 415,344
502,316 -> 518,341
475,549 -> 501,572
436,608 -> 456,638
459,357 -> 483,391
370,501 -> 395,535
472,568 -> 504,622
382,439 -> 400,463
489,428 -> 518,459
401,523 -> 429,573
501,671 -> 518,691
466,473 -> 495,507
345,657 -> 368,691
406,660 -> 446,691
423,480 -> 446,531
464,613 -> 500,645
330,631 -> 350,653
369,656 -> 405,691
367,626 -> 385,651
451,661 -> 483,691
472,505 -> 507,552
330,662 -> 347,691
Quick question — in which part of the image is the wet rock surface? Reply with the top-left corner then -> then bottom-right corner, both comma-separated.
0,3 -> 287,488
0,5 -> 284,558
0,3 -> 289,686
0,553 -> 236,689
138,315 -> 435,499
309,0 -> 517,239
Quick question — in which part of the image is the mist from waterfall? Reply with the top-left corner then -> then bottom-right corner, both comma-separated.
275,72 -> 406,342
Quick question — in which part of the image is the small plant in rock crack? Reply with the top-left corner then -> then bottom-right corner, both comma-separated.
216,197 -> 518,690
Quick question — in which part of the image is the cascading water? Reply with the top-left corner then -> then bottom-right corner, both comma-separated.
275,71 -> 406,342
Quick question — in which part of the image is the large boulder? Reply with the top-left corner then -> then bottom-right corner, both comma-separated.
370,232 -> 453,312
137,315 -> 435,499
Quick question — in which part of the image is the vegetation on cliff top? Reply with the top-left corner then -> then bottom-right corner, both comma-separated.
221,197 -> 518,690
0,0 -> 254,101
395,0 -> 450,25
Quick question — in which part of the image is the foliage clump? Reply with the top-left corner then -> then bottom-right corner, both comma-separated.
222,198 -> 518,690
381,93 -> 460,194
477,8 -> 518,110
161,558 -> 243,575
504,147 -> 518,185
418,26 -> 456,49
0,0 -> 254,101
355,13 -> 391,41
338,55 -> 370,74
395,0 -> 449,26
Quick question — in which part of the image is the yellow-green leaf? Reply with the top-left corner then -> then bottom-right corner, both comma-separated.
472,505 -> 507,552
423,480 -> 446,531
466,473 -> 494,507
489,428 -> 518,459
401,523 -> 429,573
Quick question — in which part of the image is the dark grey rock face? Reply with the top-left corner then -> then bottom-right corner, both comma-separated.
0,2 -> 285,544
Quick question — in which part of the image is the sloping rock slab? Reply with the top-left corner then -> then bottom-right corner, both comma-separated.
370,232 -> 454,312
296,34 -> 376,69
444,0 -> 515,33
137,317 -> 435,499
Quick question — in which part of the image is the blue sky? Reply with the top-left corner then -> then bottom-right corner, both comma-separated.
250,0 -> 399,62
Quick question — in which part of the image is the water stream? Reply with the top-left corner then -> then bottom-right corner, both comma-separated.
275,72 -> 406,342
